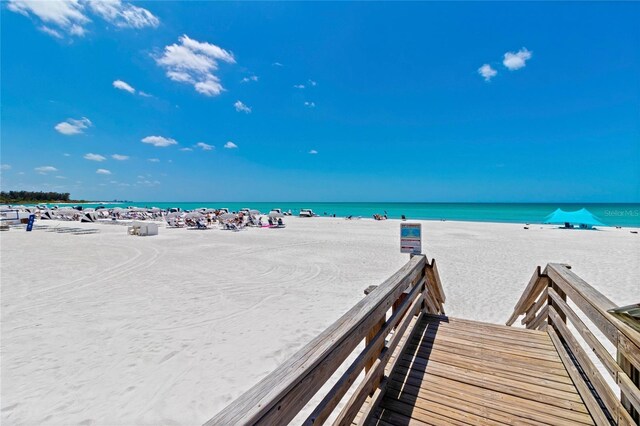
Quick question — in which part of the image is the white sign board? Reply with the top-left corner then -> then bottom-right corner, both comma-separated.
400,223 -> 421,254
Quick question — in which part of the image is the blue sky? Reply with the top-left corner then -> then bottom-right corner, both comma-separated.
1,1 -> 638,202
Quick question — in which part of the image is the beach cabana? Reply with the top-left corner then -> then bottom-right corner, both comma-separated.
544,208 -> 605,229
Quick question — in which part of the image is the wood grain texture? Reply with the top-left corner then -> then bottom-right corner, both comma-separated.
367,314 -> 594,426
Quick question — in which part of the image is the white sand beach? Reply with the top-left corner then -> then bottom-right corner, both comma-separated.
1,218 -> 638,425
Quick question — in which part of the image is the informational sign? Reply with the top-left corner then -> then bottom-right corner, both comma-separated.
400,223 -> 421,254
26,214 -> 35,232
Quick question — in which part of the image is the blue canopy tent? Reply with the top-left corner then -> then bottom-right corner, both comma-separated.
543,208 -> 606,229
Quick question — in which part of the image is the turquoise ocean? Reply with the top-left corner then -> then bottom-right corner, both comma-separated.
57,202 -> 640,227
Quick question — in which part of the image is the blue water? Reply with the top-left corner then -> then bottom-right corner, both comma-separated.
44,202 -> 640,227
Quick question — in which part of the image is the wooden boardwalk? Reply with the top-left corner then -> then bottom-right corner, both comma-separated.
206,256 -> 639,426
366,314 -> 594,425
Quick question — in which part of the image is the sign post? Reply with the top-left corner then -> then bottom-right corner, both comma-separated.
400,223 -> 421,255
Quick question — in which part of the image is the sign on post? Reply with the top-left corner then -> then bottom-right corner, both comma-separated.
400,223 -> 421,254
26,214 -> 35,232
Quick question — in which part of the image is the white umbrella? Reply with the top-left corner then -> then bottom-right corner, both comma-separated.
268,211 -> 284,218
185,212 -> 204,219
219,213 -> 238,220
249,209 -> 261,215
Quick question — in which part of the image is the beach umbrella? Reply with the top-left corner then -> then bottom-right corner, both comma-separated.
185,212 -> 204,219
268,211 -> 284,218
219,213 -> 238,220
165,212 -> 184,219
249,209 -> 261,215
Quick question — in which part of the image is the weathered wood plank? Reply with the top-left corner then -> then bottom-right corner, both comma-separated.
333,294 -> 425,426
358,314 -> 424,426
506,267 -> 547,326
385,375 -> 594,425
205,254 -> 427,425
428,313 -> 549,336
398,371 -> 595,424
416,326 -> 563,361
405,336 -> 566,370
381,395 -> 506,426
395,353 -> 578,392
305,279 -> 424,425
528,304 -> 549,330
393,357 -> 586,407
522,287 -> 548,327
548,288 -> 618,378
547,326 -> 611,426
426,324 -> 555,350
426,258 -> 446,305
618,372 -> 640,418
548,307 -> 636,426
619,333 -> 640,373
546,263 -> 640,349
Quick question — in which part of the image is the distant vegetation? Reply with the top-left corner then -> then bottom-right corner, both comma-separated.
0,191 -> 86,204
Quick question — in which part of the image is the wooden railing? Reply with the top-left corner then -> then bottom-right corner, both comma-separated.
507,263 -> 640,425
205,254 -> 445,425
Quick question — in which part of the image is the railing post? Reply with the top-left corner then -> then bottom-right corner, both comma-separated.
618,351 -> 640,423
363,286 -> 385,374
548,266 -> 569,331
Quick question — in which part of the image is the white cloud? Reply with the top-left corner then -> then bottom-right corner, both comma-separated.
241,75 -> 258,83
55,175 -> 66,179
155,34 -> 235,96
111,154 -> 129,160
141,135 -> 177,147
8,0 -> 158,38
96,168 -> 111,175
0,164 -> 11,171
63,153 -> 71,157
39,25 -> 63,38
180,147 -> 193,152
304,101 -> 316,108
137,179 -> 160,186
35,166 -> 58,173
54,117 -> 92,135
148,158 -> 160,162
272,62 -> 283,67
138,91 -> 152,97
113,79 -> 135,93
478,64 -> 497,82
309,150 -> 318,155
87,0 -> 159,29
503,48 -> 532,71
234,100 -> 251,113
309,80 -> 317,86
294,84 -> 305,89
84,153 -> 106,161
8,0 -> 89,37
196,142 -> 214,151
224,141 -> 238,149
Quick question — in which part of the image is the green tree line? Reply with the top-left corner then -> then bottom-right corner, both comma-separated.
0,191 -> 75,203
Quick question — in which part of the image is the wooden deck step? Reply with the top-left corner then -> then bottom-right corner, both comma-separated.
367,314 -> 595,426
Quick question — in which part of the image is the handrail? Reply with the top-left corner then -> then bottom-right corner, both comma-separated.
205,254 -> 445,425
507,263 -> 640,425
